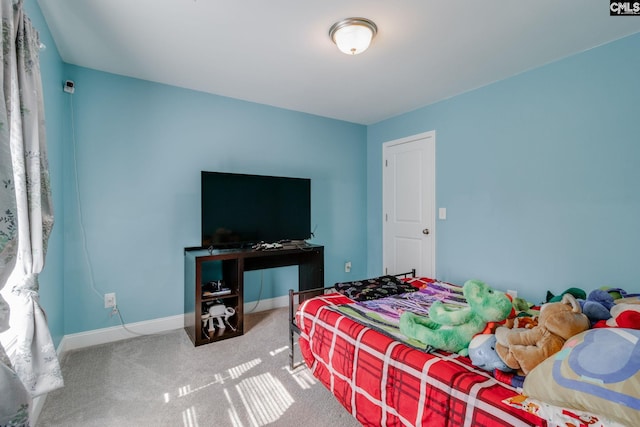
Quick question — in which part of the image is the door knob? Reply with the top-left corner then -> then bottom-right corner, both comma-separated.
422,229 -> 430,235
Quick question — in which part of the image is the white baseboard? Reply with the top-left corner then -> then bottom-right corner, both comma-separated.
243,294 -> 289,314
57,295 -> 288,355
58,314 -> 185,354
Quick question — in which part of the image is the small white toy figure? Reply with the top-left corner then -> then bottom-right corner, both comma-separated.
206,304 -> 235,330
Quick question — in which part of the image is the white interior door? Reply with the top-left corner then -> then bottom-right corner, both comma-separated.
382,131 -> 435,277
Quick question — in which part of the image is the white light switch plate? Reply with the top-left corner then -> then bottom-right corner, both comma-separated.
438,208 -> 447,220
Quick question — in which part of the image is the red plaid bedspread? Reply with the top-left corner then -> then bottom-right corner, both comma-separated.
296,292 -> 545,427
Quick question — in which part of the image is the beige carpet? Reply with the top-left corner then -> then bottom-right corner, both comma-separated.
37,308 -> 362,427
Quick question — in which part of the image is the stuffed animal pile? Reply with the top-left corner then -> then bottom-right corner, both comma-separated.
400,278 -> 640,377
468,284 -> 640,377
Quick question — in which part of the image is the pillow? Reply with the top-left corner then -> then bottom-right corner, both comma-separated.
334,275 -> 418,301
523,328 -> 640,426
503,395 -> 625,427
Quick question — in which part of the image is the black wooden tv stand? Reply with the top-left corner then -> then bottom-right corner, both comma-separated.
184,243 -> 324,346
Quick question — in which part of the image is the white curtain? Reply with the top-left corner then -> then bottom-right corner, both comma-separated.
0,0 -> 62,425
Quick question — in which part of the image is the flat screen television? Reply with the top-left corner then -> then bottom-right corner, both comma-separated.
201,171 -> 311,248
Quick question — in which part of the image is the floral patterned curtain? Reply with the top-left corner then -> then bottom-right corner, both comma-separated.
0,0 -> 62,424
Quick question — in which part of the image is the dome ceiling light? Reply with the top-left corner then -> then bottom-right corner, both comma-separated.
329,17 -> 378,55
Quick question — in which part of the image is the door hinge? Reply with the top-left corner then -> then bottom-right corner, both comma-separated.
385,213 -> 388,222
385,159 -> 388,167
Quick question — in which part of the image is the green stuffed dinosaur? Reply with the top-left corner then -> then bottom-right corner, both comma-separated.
399,280 -> 513,356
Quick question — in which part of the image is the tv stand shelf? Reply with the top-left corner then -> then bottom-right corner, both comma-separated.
184,244 -> 324,346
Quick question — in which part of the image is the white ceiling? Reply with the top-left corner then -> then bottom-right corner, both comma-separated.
37,0 -> 640,125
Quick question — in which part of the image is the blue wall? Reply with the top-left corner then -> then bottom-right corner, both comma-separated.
367,33 -> 640,302
29,0 -> 640,336
24,0 -> 66,346
60,66 -> 367,333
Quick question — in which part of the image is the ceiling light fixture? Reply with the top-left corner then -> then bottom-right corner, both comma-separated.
329,17 -> 377,55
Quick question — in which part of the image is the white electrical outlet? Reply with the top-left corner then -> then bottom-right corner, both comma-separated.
345,261 -> 352,273
104,292 -> 116,308
507,289 -> 518,299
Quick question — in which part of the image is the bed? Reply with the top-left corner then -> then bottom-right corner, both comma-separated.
288,274 -> 634,427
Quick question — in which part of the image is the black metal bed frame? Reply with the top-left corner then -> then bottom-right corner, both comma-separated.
287,269 -> 416,370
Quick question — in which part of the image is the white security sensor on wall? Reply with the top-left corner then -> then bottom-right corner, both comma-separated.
63,80 -> 75,94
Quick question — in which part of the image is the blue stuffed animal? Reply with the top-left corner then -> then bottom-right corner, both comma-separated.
579,289 -> 614,326
399,280 -> 513,356
468,334 -> 514,372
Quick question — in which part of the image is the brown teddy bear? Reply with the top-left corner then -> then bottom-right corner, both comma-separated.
494,293 -> 590,375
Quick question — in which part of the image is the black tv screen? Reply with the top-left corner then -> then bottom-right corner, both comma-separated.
201,171 -> 311,248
